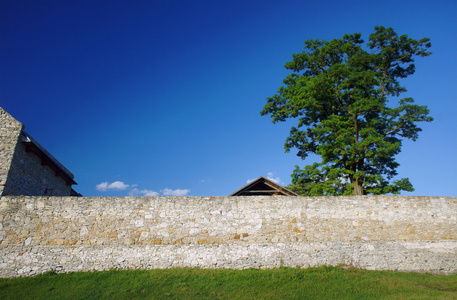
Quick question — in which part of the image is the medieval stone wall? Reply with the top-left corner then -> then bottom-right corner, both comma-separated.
1,195 -> 456,277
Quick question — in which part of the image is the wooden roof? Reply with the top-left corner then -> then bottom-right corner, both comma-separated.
229,176 -> 298,196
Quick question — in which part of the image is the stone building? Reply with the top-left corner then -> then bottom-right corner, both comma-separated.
0,107 -> 79,196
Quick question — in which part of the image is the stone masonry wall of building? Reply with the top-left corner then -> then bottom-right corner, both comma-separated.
4,140 -> 72,196
1,195 -> 456,277
0,109 -> 23,196
0,107 -> 72,196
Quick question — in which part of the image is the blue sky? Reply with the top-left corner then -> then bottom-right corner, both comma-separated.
1,0 -> 456,197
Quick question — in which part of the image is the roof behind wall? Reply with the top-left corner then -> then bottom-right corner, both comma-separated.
229,176 -> 298,196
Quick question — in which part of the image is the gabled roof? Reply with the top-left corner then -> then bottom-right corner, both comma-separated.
229,176 -> 298,196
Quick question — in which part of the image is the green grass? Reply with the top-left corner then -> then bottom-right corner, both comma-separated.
0,266 -> 456,299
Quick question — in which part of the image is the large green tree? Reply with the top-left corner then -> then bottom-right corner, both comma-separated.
261,26 -> 433,196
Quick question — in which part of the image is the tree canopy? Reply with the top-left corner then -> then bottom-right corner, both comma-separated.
261,26 -> 433,196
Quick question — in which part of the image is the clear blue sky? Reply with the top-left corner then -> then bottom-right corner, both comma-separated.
1,0 -> 456,197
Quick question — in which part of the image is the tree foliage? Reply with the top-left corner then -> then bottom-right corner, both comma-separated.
261,26 -> 433,196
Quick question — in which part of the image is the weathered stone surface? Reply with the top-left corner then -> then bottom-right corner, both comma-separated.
0,108 -> 23,196
0,195 -> 456,277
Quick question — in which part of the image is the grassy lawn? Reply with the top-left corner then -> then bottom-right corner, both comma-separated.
0,266 -> 456,299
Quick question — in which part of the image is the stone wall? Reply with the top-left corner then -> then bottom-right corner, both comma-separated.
1,195 -> 456,277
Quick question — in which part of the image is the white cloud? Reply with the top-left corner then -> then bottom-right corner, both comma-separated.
95,182 -> 109,191
96,181 -> 189,197
128,188 -> 159,197
96,181 -> 130,191
109,181 -> 130,190
267,172 -> 282,184
246,173 -> 282,185
161,188 -> 190,196
143,190 -> 159,196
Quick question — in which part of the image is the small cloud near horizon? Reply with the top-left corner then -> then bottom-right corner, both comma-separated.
95,181 -> 129,191
266,172 -> 282,184
161,188 -> 190,196
246,172 -> 282,185
128,188 -> 159,196
95,181 -> 190,196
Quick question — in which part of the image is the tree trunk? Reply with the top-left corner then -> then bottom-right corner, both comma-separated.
353,182 -> 364,195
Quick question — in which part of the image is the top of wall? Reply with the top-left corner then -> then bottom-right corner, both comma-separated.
2,194 -> 456,209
